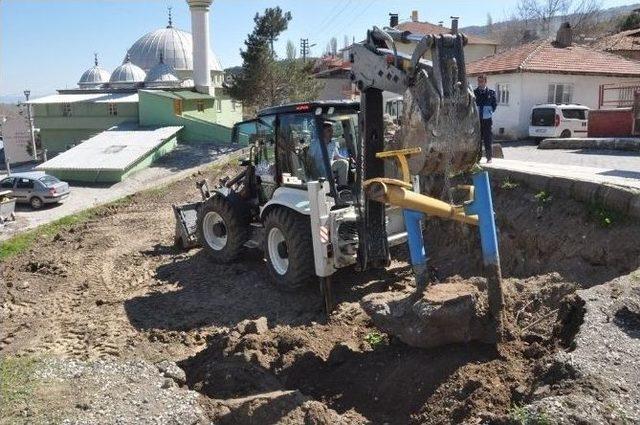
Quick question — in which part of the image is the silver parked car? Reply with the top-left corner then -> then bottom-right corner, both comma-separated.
0,172 -> 70,209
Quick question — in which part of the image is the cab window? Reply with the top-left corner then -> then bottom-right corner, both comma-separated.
16,178 -> 34,189
277,113 -> 317,185
0,177 -> 14,189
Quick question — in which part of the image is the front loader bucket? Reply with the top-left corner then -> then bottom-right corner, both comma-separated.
173,202 -> 201,250
397,35 -> 481,176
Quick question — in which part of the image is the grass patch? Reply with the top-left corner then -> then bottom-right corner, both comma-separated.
534,190 -> 552,204
0,195 -> 133,261
501,178 -> 520,190
141,184 -> 171,197
0,356 -> 39,418
588,202 -> 622,228
509,405 -> 553,425
363,331 -> 386,348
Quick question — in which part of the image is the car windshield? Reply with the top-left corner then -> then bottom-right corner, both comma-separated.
39,175 -> 60,186
531,108 -> 556,126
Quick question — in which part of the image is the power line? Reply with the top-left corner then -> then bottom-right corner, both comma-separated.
307,1 -> 343,36
308,0 -> 354,36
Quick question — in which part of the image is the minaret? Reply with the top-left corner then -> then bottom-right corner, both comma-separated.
186,0 -> 213,94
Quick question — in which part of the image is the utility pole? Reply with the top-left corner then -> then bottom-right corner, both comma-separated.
23,90 -> 37,161
300,38 -> 309,62
300,39 -> 315,62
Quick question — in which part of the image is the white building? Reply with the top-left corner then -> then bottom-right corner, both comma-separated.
466,25 -> 640,139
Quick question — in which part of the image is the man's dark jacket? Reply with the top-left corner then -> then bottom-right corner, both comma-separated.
474,87 -> 497,119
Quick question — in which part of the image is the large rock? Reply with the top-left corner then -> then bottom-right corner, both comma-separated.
361,283 -> 493,348
209,390 -> 367,424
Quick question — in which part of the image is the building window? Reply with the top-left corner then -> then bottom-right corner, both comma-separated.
108,103 -> 118,116
196,100 -> 205,112
231,101 -> 237,111
62,103 -> 72,117
548,83 -> 573,104
496,83 -> 510,105
173,99 -> 183,116
216,99 -> 222,112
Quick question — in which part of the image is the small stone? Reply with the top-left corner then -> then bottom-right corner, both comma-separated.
236,317 -> 269,335
156,360 -> 186,385
161,378 -> 176,389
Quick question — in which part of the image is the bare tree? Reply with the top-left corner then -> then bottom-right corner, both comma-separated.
286,39 -> 296,60
515,0 -> 601,37
517,0 -> 569,35
330,37 -> 338,56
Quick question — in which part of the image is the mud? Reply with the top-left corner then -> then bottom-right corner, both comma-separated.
1,163 -> 639,423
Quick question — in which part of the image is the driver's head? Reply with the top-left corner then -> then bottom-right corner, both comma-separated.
322,121 -> 334,143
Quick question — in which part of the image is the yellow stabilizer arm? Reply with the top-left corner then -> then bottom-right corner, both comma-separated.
365,179 -> 479,226
365,148 -> 478,226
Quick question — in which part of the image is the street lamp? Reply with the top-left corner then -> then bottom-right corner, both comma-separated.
23,90 -> 37,161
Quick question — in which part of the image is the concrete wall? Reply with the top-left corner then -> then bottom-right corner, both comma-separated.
317,78 -> 357,101
45,135 -> 177,183
138,91 -> 233,144
33,102 -> 139,154
486,72 -> 640,139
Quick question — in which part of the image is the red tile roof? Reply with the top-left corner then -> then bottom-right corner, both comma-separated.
466,39 -> 640,77
396,21 -> 497,46
592,28 -> 640,52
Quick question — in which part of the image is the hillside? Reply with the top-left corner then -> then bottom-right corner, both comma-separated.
461,2 -> 640,39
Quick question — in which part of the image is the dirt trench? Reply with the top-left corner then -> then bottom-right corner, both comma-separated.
1,165 -> 639,424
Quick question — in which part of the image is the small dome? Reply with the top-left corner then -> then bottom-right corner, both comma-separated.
110,55 -> 147,88
78,54 -> 110,89
125,25 -> 222,72
145,54 -> 181,88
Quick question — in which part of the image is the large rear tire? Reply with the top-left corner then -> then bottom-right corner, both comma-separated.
197,196 -> 248,263
263,208 -> 315,291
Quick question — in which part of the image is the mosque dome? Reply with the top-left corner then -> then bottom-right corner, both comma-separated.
124,18 -> 222,72
145,53 -> 181,88
78,54 -> 110,89
109,54 -> 147,88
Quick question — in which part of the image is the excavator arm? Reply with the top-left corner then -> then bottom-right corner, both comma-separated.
350,26 -> 482,271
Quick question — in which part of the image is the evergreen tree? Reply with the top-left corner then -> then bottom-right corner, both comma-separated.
229,8 -> 320,114
619,12 -> 640,31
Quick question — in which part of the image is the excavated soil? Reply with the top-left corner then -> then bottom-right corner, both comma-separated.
1,163 -> 640,424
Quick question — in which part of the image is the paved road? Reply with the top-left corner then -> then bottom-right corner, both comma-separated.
0,144 -> 240,241
500,141 -> 640,178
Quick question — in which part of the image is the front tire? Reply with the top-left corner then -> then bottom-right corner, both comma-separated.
197,196 -> 248,263
263,208 -> 315,291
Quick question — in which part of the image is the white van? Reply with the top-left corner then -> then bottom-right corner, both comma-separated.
529,104 -> 589,140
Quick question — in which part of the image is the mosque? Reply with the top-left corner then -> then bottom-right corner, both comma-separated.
30,0 -> 243,183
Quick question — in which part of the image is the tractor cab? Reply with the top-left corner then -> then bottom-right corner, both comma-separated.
231,101 -> 360,206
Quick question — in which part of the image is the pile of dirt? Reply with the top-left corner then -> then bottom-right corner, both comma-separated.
178,274 -> 577,424
422,180 -> 640,287
1,160 -> 638,424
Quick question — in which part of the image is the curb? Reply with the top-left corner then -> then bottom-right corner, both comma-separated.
538,138 -> 640,151
487,167 -> 640,219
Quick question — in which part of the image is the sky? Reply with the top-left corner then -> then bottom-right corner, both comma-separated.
0,0 -> 635,99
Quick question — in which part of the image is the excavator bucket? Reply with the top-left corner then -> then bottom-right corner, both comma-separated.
398,35 -> 481,176
350,28 -> 482,177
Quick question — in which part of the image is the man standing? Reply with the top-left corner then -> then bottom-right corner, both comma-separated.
474,75 -> 497,163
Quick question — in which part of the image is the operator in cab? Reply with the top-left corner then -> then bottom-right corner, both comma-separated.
311,121 -> 349,186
